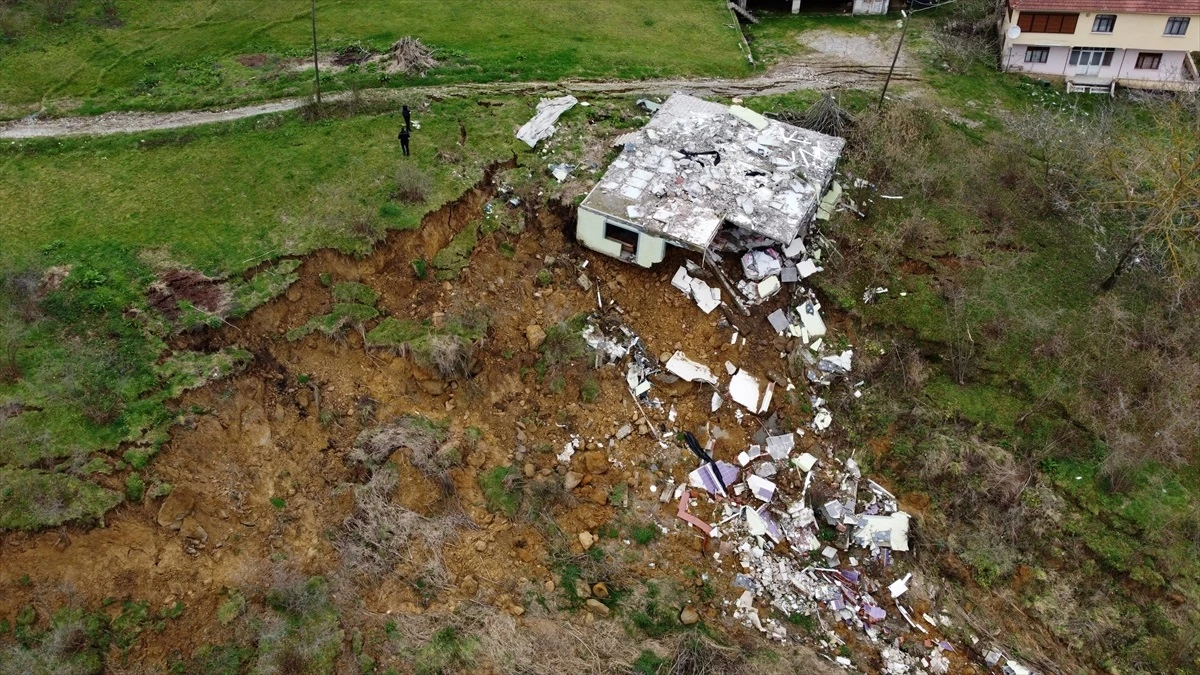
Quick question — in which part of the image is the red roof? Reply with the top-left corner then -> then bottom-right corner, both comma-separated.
1010,0 -> 1200,12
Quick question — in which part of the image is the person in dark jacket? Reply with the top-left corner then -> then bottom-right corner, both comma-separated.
402,105 -> 412,132
398,127 -> 411,156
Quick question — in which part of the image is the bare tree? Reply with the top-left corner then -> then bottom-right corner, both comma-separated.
1087,94 -> 1200,294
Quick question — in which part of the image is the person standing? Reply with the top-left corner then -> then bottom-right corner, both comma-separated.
398,126 -> 411,156
402,104 -> 412,132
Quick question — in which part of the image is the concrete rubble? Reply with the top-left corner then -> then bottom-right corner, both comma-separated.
516,95 -> 578,148
566,147 -> 1031,675
581,93 -> 845,254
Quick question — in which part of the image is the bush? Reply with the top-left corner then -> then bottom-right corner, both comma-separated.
393,164 -> 433,204
330,281 -> 379,307
335,465 -> 461,583
479,466 -> 519,518
366,309 -> 490,380
124,473 -> 145,503
580,377 -> 600,403
216,590 -> 246,626
37,0 -> 76,25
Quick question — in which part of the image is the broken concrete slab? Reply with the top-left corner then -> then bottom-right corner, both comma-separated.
516,95 -> 578,147
728,369 -> 761,411
665,351 -> 718,385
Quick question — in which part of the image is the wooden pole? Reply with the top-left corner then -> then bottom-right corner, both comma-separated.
878,9 -> 909,109
310,0 -> 321,105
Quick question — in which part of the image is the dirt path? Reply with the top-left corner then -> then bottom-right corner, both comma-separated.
0,64 -> 919,139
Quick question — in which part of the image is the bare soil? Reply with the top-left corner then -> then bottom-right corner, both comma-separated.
0,160 -> 846,669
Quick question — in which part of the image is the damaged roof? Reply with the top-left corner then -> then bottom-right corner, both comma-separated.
580,93 -> 845,251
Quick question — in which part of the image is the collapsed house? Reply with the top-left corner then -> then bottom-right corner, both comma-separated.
576,94 -> 845,268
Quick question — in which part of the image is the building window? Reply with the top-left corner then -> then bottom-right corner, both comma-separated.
1069,47 -> 1114,67
1017,12 -> 1079,34
1024,46 -> 1050,63
1092,14 -> 1116,33
1135,52 -> 1162,70
1165,17 -> 1190,36
604,222 -> 639,254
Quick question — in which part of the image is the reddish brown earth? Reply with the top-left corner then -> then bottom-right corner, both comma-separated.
0,167 -> 858,670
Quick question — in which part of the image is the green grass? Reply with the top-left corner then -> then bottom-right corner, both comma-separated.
285,302 -> 380,341
0,95 -> 531,531
478,465 -> 519,518
0,0 -> 747,116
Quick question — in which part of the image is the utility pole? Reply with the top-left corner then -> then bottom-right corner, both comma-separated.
878,9 -> 910,109
310,0 -> 321,105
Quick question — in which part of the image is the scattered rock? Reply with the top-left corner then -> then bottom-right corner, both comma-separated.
544,580 -> 555,593
460,576 -> 479,596
179,517 -> 208,543
679,606 -> 700,625
156,487 -> 196,530
524,462 -> 535,478
588,487 -> 608,505
474,540 -> 488,552
509,605 -> 525,617
573,578 -> 592,599
615,423 -> 633,440
579,531 -> 595,550
592,583 -> 609,599
585,599 -> 610,617
564,471 -> 583,490
526,325 -> 547,350
583,451 -> 608,475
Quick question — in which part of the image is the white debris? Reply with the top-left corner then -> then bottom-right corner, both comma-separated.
516,95 -> 578,147
728,104 -> 770,130
797,300 -> 827,338
671,266 -> 692,293
741,250 -> 783,281
819,349 -> 853,374
665,351 -> 718,385
795,452 -> 818,472
854,512 -> 911,552
758,381 -> 775,413
889,573 -> 912,598
747,475 -> 776,502
797,258 -> 819,278
757,275 -> 781,300
690,277 -> 721,314
765,434 -> 794,460
711,392 -> 723,412
729,370 -> 761,411
812,408 -> 833,431
1003,661 -> 1032,675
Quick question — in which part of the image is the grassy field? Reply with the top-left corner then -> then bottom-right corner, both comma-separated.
0,0 -> 747,115
0,94 -> 545,529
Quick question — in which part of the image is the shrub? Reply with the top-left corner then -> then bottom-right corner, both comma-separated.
330,281 -> 379,307
629,523 -> 658,546
216,590 -> 246,626
413,626 -> 478,675
125,473 -> 145,503
335,465 -> 461,583
580,377 -> 600,403
37,0 -> 76,25
535,315 -> 589,379
285,303 -> 379,341
431,223 -> 478,280
534,268 -> 552,287
479,466 -> 519,518
366,309 -> 490,379
393,164 -> 433,204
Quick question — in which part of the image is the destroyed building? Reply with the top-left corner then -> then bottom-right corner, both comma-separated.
576,94 -> 845,268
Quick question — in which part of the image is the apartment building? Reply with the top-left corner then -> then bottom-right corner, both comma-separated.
1000,0 -> 1200,93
